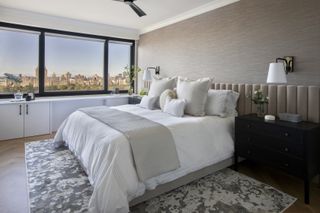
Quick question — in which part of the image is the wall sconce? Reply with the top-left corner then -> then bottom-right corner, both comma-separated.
267,56 -> 294,84
276,56 -> 294,74
146,66 -> 160,75
143,66 -> 160,89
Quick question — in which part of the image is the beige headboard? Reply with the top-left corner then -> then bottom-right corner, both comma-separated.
212,83 -> 320,123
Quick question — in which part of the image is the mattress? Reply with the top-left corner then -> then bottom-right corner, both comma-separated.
54,104 -> 235,213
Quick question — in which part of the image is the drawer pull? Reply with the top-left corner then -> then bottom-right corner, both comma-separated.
247,124 -> 251,128
284,132 -> 289,137
284,163 -> 289,167
284,147 -> 289,152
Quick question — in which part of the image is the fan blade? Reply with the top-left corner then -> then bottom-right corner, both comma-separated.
128,2 -> 146,17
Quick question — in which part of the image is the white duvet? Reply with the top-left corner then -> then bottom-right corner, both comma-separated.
54,104 -> 235,213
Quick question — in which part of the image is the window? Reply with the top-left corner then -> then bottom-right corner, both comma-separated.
0,22 -> 135,98
108,41 -> 132,91
45,34 -> 104,92
0,28 -> 39,94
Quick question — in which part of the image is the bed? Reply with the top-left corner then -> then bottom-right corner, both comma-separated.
54,104 -> 235,213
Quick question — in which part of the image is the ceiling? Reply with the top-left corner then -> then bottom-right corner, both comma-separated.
0,0 -> 235,33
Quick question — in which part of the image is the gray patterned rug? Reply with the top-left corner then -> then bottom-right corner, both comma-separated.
25,140 -> 296,213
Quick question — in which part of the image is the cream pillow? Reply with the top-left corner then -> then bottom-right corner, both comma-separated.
176,77 -> 211,116
163,97 -> 186,117
148,76 -> 176,108
159,89 -> 177,110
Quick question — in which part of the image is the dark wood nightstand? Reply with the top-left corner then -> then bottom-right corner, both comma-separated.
128,96 -> 142,104
234,114 -> 320,204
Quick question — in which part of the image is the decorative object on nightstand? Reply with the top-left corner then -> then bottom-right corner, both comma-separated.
234,114 -> 320,204
129,96 -> 142,104
139,88 -> 148,96
249,89 -> 269,117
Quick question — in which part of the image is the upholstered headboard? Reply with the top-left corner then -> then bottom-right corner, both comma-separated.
212,83 -> 320,123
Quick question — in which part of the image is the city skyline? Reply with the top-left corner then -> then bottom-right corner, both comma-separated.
0,66 -> 130,93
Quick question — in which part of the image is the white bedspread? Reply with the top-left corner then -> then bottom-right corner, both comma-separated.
54,104 -> 235,213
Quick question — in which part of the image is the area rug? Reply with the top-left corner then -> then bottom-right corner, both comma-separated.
25,140 -> 296,213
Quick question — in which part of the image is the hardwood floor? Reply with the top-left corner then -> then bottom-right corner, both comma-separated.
0,136 -> 319,213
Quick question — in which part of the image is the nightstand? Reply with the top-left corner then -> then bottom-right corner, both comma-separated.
128,96 -> 142,104
234,114 -> 320,204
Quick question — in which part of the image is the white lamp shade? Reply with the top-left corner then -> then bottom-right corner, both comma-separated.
143,69 -> 152,81
267,62 -> 287,84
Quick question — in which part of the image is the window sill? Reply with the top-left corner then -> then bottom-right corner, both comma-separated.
0,94 -> 130,105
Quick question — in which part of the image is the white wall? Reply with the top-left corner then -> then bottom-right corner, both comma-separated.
0,6 -> 139,40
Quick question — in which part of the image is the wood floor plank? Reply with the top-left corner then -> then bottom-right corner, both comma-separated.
0,135 -> 319,212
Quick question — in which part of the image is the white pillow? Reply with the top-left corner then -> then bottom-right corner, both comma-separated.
226,91 -> 240,116
159,89 -> 177,111
176,77 -> 211,116
163,97 -> 186,117
148,77 -> 176,108
205,90 -> 239,117
139,96 -> 157,110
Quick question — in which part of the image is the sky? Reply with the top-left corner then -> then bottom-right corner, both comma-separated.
0,29 -> 131,78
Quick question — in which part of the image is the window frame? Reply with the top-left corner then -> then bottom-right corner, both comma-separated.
0,22 -> 135,99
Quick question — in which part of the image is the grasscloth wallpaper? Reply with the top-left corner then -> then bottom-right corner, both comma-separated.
138,0 -> 320,87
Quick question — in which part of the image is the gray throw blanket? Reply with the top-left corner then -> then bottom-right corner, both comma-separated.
78,106 -> 180,181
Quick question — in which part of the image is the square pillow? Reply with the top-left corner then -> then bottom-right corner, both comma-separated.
138,96 -> 158,110
148,76 -> 176,108
176,77 -> 211,116
205,90 -> 239,117
163,97 -> 186,117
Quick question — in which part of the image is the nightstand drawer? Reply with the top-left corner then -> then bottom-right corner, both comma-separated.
237,143 -> 304,177
236,133 -> 304,158
236,119 -> 302,144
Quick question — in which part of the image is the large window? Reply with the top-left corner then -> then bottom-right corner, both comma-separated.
0,28 -> 39,94
45,34 -> 104,92
108,41 -> 132,91
0,22 -> 135,98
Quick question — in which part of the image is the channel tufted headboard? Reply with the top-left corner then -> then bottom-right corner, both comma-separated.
212,83 -> 320,123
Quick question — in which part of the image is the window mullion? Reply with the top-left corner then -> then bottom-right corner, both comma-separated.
104,40 -> 109,93
39,32 -> 45,96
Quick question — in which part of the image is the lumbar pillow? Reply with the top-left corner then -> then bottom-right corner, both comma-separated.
205,90 -> 239,117
159,89 -> 177,111
176,77 -> 211,116
163,97 -> 186,117
148,76 -> 176,108
139,96 -> 158,110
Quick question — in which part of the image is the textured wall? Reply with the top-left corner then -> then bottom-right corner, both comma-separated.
138,0 -> 320,88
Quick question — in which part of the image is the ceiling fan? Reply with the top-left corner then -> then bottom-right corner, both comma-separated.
113,0 -> 146,17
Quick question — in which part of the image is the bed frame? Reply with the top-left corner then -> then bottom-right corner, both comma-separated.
130,83 -> 320,207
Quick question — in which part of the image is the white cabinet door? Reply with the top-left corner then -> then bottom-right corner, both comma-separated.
0,104 -> 24,140
24,102 -> 50,137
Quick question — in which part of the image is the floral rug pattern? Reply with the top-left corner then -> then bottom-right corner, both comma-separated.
26,140 -> 296,213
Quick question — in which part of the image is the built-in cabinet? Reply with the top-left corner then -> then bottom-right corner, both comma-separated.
0,102 -> 50,140
0,103 -> 24,140
0,95 -> 129,141
25,102 -> 50,137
